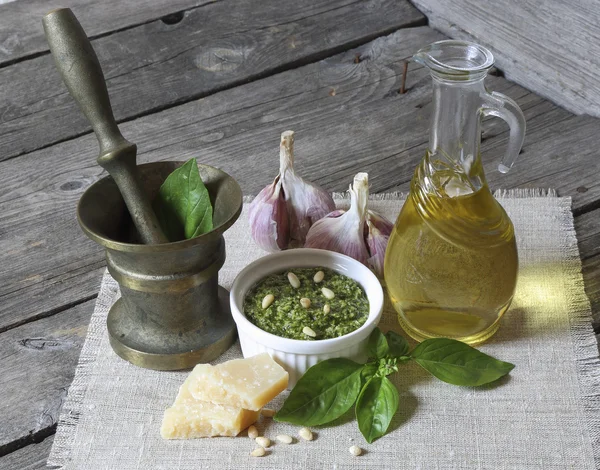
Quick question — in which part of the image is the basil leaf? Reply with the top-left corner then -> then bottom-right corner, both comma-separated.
154,158 -> 213,241
367,328 -> 389,359
356,376 -> 399,443
274,358 -> 364,426
361,362 -> 378,385
411,338 -> 515,386
385,331 -> 409,358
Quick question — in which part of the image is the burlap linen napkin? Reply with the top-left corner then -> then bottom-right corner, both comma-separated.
48,192 -> 600,469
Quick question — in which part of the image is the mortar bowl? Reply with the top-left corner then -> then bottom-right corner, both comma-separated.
77,162 -> 242,370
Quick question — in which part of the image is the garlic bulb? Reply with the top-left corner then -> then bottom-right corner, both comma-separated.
248,176 -> 289,251
304,173 -> 393,277
249,131 -> 336,251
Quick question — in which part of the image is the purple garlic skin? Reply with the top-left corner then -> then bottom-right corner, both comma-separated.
248,176 -> 289,252
368,210 -> 393,237
305,173 -> 370,264
248,130 -> 334,252
305,210 -> 370,264
282,170 -> 336,247
304,173 -> 394,277
366,220 -> 390,277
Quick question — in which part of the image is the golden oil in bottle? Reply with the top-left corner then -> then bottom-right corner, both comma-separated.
384,160 -> 518,345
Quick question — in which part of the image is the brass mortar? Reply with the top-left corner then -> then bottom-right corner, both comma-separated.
78,161 -> 242,370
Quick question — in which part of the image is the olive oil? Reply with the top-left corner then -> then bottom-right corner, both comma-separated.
384,161 -> 518,345
384,40 -> 526,345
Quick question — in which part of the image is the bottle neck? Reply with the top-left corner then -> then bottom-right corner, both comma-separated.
428,74 -> 486,185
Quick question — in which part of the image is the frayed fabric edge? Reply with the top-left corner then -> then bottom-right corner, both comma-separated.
555,197 -> 600,468
244,188 -> 558,203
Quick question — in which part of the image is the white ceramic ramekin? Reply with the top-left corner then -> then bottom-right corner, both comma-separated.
230,248 -> 384,387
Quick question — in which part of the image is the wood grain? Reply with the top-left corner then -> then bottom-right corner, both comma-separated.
0,300 -> 93,452
0,26 -> 442,331
576,207 -> 600,261
1,26 -> 600,332
0,0 -> 425,161
0,3 -> 599,466
582,254 -> 600,330
410,0 -> 600,117
0,0 -> 214,65
0,435 -> 53,470
577,207 -> 600,328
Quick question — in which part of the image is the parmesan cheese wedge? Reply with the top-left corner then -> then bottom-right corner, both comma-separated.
187,353 -> 289,410
160,402 -> 259,439
160,376 -> 259,439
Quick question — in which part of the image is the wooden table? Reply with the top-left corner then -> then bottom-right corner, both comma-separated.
1,1 -> 598,467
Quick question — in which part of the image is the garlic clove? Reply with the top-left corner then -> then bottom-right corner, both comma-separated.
279,131 -> 336,247
367,209 -> 394,237
248,176 -> 289,252
366,220 -> 389,278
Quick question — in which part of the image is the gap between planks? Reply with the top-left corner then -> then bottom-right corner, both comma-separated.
1,17 -> 427,164
0,294 -> 97,335
0,0 -> 220,70
0,0 -> 427,162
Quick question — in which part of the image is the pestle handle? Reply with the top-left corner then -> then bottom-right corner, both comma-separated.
43,8 -> 168,244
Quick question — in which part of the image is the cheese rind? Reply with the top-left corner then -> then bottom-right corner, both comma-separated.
187,353 -> 289,410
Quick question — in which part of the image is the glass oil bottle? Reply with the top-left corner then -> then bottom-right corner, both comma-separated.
384,41 -> 526,345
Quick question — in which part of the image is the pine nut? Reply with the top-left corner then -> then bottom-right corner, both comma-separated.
262,294 -> 275,309
298,427 -> 313,441
250,447 -> 266,457
349,445 -> 362,456
261,408 -> 276,418
300,298 -> 311,308
247,425 -> 258,439
321,287 -> 335,299
323,304 -> 331,314
276,434 -> 293,444
313,270 -> 325,283
302,326 -> 317,337
255,437 -> 271,448
287,272 -> 300,288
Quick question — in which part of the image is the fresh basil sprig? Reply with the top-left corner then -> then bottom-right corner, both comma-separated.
275,328 -> 515,443
154,158 -> 213,242
275,358 -> 363,426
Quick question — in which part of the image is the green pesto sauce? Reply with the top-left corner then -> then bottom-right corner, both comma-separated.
243,267 -> 369,340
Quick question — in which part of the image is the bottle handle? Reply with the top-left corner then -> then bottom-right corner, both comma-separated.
480,91 -> 526,173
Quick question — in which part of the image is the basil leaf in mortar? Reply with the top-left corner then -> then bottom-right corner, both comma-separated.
367,328 -> 389,360
274,358 -> 364,426
356,376 -> 399,443
154,158 -> 213,241
411,338 -> 515,386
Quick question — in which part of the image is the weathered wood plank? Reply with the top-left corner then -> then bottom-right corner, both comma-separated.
0,435 -> 53,470
577,209 -> 600,330
0,26 -> 444,331
0,262 -> 104,333
582,254 -> 600,330
0,0 -> 425,160
590,269 -> 600,331
576,207 -> 600,261
410,0 -> 600,117
0,0 -> 214,65
0,300 -> 93,452
1,26 -> 600,332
